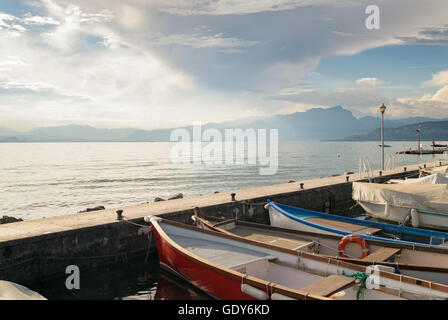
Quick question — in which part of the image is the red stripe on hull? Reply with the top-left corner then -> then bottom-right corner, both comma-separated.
152,224 -> 259,300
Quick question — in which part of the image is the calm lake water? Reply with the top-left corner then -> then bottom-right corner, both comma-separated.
0,141 -> 446,220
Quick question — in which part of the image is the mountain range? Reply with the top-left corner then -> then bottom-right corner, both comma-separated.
0,106 -> 446,142
344,120 -> 448,141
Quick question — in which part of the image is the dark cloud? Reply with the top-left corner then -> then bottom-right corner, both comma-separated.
397,25 -> 448,45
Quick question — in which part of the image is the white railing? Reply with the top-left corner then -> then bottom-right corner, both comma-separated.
359,157 -> 373,182
384,153 -> 395,170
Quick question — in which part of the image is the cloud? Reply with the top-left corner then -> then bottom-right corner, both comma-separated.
62,6 -> 114,24
31,4 -> 115,52
156,0 -> 357,16
149,32 -> 263,50
2,0 -> 448,130
0,2 -> 197,129
397,25 -> 448,45
0,79 -> 56,91
398,85 -> 448,104
0,57 -> 32,71
356,77 -> 383,88
0,13 -> 27,35
423,69 -> 448,87
22,13 -> 60,26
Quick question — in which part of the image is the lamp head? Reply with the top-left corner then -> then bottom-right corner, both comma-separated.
379,104 -> 386,114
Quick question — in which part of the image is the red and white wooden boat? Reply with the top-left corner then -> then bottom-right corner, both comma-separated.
148,216 -> 448,300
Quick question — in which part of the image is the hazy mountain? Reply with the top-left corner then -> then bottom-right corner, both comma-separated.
0,127 -> 19,136
356,116 -> 445,130
0,106 -> 446,142
26,125 -> 140,141
343,121 -> 448,141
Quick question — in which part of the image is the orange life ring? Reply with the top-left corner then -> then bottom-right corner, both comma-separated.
337,234 -> 369,259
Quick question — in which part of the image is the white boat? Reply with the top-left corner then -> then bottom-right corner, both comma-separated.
420,166 -> 448,177
388,173 -> 448,185
0,281 -> 46,300
266,201 -> 448,247
150,216 -> 448,300
353,182 -> 448,230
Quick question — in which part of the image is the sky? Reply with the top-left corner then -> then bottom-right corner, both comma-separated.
0,0 -> 448,131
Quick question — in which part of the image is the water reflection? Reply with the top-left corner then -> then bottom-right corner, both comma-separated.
154,272 -> 212,300
29,257 -> 211,300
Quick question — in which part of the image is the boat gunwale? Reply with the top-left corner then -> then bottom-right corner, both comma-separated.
269,201 -> 448,246
195,216 -> 448,275
154,217 -> 448,295
199,215 -> 448,254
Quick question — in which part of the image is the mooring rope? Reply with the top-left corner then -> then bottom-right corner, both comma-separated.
346,272 -> 369,300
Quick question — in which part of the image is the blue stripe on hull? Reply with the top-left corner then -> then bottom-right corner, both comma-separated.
268,200 -> 448,249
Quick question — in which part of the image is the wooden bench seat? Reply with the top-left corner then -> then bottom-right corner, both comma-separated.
300,275 -> 356,297
362,247 -> 401,262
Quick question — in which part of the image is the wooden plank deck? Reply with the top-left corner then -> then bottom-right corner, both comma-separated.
231,226 -> 312,250
300,275 -> 356,297
362,247 -> 401,262
307,217 -> 382,235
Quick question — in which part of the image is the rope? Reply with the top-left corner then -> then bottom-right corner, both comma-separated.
311,240 -> 358,259
121,216 -> 149,228
241,274 -> 248,286
144,231 -> 153,264
429,282 -> 432,300
241,201 -> 268,206
346,272 -> 369,300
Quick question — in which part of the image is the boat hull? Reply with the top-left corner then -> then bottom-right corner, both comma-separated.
268,205 -> 340,236
152,221 -> 258,300
267,201 -> 448,248
358,201 -> 448,231
151,216 -> 448,300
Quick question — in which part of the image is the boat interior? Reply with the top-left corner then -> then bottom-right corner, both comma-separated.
195,216 -> 448,272
162,222 -> 411,300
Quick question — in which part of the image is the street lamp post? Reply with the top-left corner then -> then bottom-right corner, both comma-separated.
417,122 -> 421,154
380,104 -> 386,170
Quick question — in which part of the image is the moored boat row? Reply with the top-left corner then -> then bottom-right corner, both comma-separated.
149,215 -> 448,300
148,166 -> 448,300
192,214 -> 448,284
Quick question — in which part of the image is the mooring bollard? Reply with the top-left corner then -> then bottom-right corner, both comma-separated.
231,193 -> 236,201
300,183 -> 304,189
116,209 -> 123,220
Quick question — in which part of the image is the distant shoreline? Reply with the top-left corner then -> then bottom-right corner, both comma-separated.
0,139 -> 443,143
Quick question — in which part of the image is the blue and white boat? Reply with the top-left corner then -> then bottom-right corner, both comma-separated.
267,200 -> 448,248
